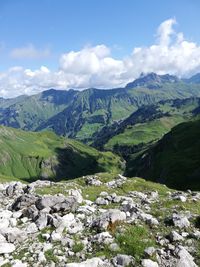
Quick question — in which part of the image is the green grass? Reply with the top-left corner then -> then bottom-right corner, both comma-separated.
72,242 -> 84,253
0,126 -> 123,182
105,116 -> 185,150
44,249 -> 59,263
115,225 -> 156,263
126,119 -> 200,190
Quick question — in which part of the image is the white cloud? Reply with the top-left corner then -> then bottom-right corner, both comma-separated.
10,44 -> 50,59
1,18 -> 200,97
157,18 -> 176,46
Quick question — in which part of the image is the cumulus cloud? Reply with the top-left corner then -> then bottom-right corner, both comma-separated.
1,18 -> 200,97
10,44 -> 50,59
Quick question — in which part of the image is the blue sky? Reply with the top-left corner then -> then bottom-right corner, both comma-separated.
1,0 -> 200,97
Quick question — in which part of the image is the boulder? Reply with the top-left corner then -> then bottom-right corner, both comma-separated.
35,212 -> 48,230
172,214 -> 190,229
141,259 -> 159,267
0,242 -> 15,254
36,195 -> 78,213
176,246 -> 197,267
11,194 -> 38,211
169,231 -> 184,242
92,209 -> 126,231
68,189 -> 83,204
65,257 -> 104,267
85,176 -> 102,186
112,254 -> 134,266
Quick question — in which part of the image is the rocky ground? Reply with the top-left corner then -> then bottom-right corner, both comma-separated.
0,173 -> 199,267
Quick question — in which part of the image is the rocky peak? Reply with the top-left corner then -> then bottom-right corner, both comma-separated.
126,72 -> 179,89
184,73 -> 200,84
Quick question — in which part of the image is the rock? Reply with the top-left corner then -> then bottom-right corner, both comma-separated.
11,194 -> 38,211
109,243 -> 120,252
95,197 -> 109,205
12,259 -> 27,267
91,232 -> 114,245
112,254 -> 134,266
85,176 -> 102,186
172,214 -> 190,229
67,221 -> 83,234
38,251 -> 46,263
55,213 -> 76,233
4,227 -> 27,243
141,259 -> 159,267
0,218 -> 9,230
175,246 -> 197,267
172,192 -> 187,202
92,209 -> 126,231
0,210 -> 12,219
35,195 -> 65,210
179,196 -> 187,202
0,234 -> 6,242
65,257 -> 104,267
169,231 -> 184,242
53,196 -> 78,213
35,212 -> 48,230
51,231 -> 62,242
26,222 -> 38,234
191,230 -> 200,240
0,242 -> 15,254
68,189 -> 83,204
22,205 -> 39,220
144,247 -> 156,257
5,182 -> 24,196
140,213 -> 159,226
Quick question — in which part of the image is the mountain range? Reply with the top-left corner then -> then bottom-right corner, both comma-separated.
0,72 -> 200,190
1,72 -> 200,142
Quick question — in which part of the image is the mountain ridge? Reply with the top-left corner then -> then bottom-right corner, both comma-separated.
1,72 -> 200,142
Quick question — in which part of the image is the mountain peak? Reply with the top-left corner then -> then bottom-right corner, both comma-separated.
125,72 -> 179,89
185,73 -> 200,84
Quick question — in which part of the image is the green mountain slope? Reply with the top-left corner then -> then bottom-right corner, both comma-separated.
126,120 -> 200,190
1,73 -> 200,142
92,97 -> 200,154
29,73 -> 200,141
0,89 -> 77,130
0,126 -> 123,182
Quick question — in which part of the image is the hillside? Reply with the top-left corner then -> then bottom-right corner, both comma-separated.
0,89 -> 77,130
1,73 -> 200,142
92,97 -> 200,155
0,126 -> 123,182
126,119 -> 200,190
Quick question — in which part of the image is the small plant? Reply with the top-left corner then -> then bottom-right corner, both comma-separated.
116,225 -> 156,262
1,264 -> 12,267
72,242 -> 84,253
44,249 -> 59,263
37,233 -> 46,243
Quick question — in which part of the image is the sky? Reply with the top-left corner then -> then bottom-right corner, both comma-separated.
1,0 -> 200,97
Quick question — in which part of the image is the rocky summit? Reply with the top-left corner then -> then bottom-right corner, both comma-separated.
0,174 -> 199,267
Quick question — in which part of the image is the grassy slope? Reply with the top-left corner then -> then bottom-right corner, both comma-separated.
126,120 -> 200,190
93,97 -> 200,153
0,126 -> 123,182
104,116 -> 185,149
0,89 -> 77,131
